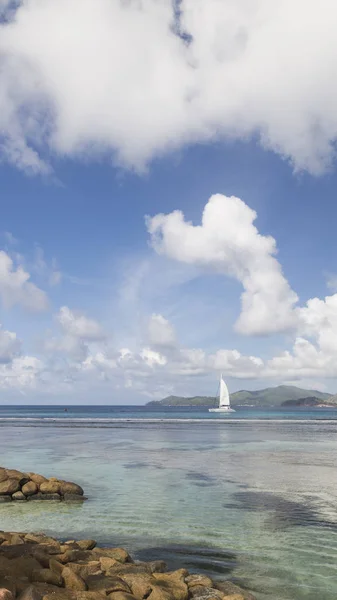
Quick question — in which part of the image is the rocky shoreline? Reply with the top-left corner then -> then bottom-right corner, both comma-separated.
0,532 -> 255,600
0,469 -> 85,503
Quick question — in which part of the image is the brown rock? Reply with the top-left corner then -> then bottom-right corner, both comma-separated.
60,544 -> 79,553
86,575 -> 131,595
0,589 -> 14,600
10,557 -> 42,579
56,550 -> 93,565
121,574 -> 154,600
9,533 -> 25,545
64,562 -> 101,580
0,470 -> 8,483
145,562 -> 167,574
105,565 -> 152,577
27,474 -> 47,486
40,481 -> 61,494
0,480 -> 20,495
152,571 -> 188,600
0,577 -> 16,596
93,548 -> 130,564
189,587 -> 223,600
146,586 -> 172,600
186,576 -> 214,589
5,470 -> 29,484
214,583 -> 256,600
99,557 -> 119,572
12,491 -> 26,501
108,594 -> 137,600
32,569 -> 63,587
60,482 -> 84,496
49,559 -> 64,575
31,582 -> 74,598
76,593 -> 106,600
62,567 -> 87,591
76,540 -> 96,551
22,482 -> 38,496
0,534 -> 10,544
17,584 -> 42,600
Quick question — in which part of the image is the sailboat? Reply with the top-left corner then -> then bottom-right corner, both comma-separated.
209,374 -> 235,413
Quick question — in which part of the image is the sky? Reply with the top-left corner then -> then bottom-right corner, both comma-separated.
1,0 -> 337,404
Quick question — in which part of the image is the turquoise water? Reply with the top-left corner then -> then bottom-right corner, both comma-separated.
1,406 -> 337,599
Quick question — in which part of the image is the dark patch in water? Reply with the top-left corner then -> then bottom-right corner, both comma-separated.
135,543 -> 237,576
225,491 -> 337,532
186,471 -> 216,487
124,462 -> 149,469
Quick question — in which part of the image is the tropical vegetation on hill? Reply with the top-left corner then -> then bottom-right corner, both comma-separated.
146,385 -> 333,408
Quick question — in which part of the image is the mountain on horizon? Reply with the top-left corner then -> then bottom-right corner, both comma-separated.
146,385 -> 333,408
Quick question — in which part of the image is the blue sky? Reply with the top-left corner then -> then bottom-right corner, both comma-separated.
1,0 -> 337,403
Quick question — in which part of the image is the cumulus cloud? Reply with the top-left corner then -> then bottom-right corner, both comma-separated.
0,326 -> 21,363
1,1 -> 337,173
57,306 -> 105,341
147,313 -> 176,348
0,250 -> 48,311
147,194 -> 298,335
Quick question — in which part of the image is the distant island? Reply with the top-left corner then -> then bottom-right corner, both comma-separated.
146,385 -> 335,408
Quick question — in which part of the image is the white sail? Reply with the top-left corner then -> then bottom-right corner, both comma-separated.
219,376 -> 230,407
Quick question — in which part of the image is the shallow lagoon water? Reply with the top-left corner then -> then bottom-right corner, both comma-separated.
1,406 -> 337,600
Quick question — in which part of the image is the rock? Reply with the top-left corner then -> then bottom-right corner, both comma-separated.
63,494 -> 87,502
152,572 -> 188,600
40,493 -> 61,501
145,562 -> 167,574
120,574 -> 154,600
5,470 -> 29,485
39,481 -> 61,494
32,569 -> 63,587
9,534 -> 25,545
76,593 -> 106,600
0,480 -> 20,495
49,559 -> 64,575
108,594 -> 137,600
59,482 -> 84,496
56,550 -> 93,565
17,585 -> 42,600
12,492 -> 26,501
77,540 -> 97,551
65,562 -> 101,580
214,583 -> 256,600
189,587 -> 223,600
0,577 -> 16,596
86,575 -> 132,595
146,585 -> 172,600
186,576 -> 214,589
99,558 -> 119,573
0,589 -> 14,600
27,474 -> 47,486
62,567 -> 87,591
93,548 -> 131,564
0,497 -> 11,504
0,470 -> 8,483
10,557 -> 43,579
26,494 -> 43,502
21,482 -> 38,497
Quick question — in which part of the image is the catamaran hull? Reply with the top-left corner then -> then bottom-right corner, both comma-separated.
209,407 -> 235,413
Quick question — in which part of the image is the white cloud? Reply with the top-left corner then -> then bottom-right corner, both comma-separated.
0,326 -> 21,363
147,194 -> 298,335
0,250 -> 48,311
147,313 -> 176,348
57,306 -> 105,341
1,1 -> 337,173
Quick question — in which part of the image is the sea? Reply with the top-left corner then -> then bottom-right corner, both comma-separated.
1,404 -> 337,600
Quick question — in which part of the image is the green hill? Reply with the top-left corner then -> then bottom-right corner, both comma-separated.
146,385 -> 333,408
